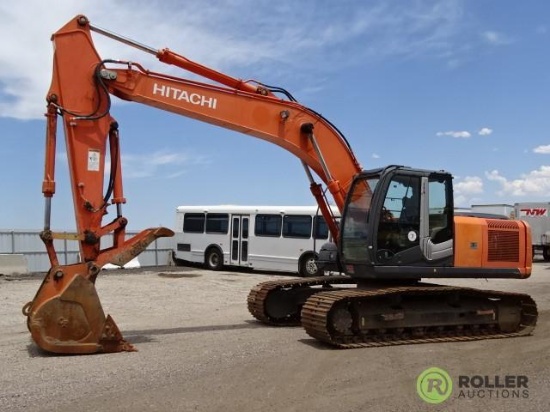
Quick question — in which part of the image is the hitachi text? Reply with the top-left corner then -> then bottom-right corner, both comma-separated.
153,83 -> 217,109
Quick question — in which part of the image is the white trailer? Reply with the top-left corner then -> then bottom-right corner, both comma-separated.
470,204 -> 515,218
514,202 -> 550,261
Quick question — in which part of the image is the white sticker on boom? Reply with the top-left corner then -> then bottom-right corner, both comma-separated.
407,231 -> 417,242
88,150 -> 100,171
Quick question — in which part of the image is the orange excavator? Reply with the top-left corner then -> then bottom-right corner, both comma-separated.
24,15 -> 537,353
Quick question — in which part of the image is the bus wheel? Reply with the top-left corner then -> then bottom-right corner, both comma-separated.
300,254 -> 320,277
205,248 -> 223,270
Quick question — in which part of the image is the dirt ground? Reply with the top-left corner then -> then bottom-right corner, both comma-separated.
0,261 -> 548,412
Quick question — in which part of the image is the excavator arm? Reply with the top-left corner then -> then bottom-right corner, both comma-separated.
25,15 -> 363,354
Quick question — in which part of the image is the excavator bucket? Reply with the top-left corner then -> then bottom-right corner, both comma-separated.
24,263 -> 134,354
24,227 -> 174,354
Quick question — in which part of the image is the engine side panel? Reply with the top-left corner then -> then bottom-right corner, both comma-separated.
454,216 -> 531,277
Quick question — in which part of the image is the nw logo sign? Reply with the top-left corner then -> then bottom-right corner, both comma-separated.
519,208 -> 548,217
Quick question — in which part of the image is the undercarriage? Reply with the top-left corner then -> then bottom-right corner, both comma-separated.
247,276 -> 538,348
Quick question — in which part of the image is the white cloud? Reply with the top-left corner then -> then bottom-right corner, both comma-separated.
372,153 -> 380,159
478,127 -> 493,136
0,0 -> 470,120
481,30 -> 512,45
486,167 -> 550,196
453,176 -> 483,207
436,128 -> 492,138
121,150 -> 211,179
533,145 -> 550,154
436,130 -> 471,138
454,176 -> 483,195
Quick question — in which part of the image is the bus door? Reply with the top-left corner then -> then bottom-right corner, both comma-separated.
230,214 -> 249,266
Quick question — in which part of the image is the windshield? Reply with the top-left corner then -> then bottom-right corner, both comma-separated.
341,177 -> 378,262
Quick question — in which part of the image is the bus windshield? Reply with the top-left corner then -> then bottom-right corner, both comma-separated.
341,177 -> 378,263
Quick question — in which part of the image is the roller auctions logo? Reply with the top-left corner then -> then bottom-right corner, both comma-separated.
417,367 -> 530,404
416,367 -> 453,404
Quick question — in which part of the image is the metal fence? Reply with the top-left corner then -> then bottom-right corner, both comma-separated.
0,230 -> 173,273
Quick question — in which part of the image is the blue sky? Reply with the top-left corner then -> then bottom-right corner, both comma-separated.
0,0 -> 549,231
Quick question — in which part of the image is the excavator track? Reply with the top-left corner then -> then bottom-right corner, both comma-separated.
301,284 -> 538,348
247,276 -> 357,326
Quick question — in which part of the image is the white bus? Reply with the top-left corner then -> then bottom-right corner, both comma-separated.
173,205 -> 339,276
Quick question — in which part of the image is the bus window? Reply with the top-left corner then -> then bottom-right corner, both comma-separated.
255,214 -> 282,237
232,217 -> 239,238
183,213 -> 205,233
242,218 -> 249,239
283,215 -> 312,238
206,213 -> 229,234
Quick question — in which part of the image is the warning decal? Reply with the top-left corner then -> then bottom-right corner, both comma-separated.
88,150 -> 100,171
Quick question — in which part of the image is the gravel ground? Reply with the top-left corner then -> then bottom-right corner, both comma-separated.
0,262 -> 548,412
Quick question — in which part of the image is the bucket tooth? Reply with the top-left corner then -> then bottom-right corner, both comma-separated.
99,315 -> 137,353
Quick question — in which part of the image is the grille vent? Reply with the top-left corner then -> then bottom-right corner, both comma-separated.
487,219 -> 519,261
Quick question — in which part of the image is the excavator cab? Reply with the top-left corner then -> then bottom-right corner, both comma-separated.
317,166 -> 452,277
319,164 -> 531,281
335,165 -> 454,279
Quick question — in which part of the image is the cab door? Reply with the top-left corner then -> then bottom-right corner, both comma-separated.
418,175 -> 454,262
374,174 -> 423,264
